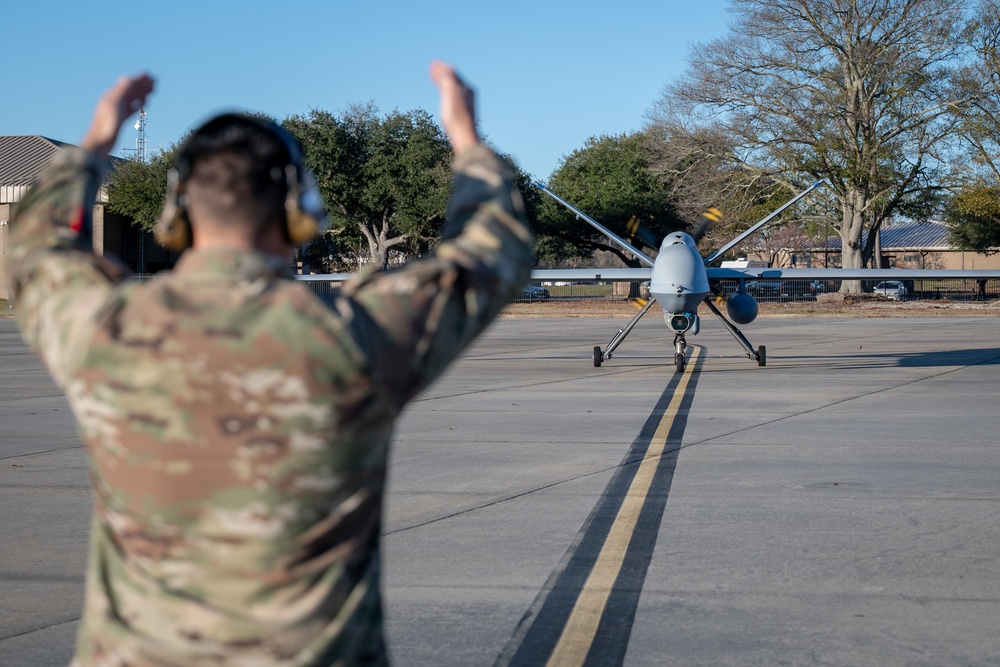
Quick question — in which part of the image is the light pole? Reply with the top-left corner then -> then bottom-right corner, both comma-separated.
824,220 -> 829,268
1,220 -> 7,304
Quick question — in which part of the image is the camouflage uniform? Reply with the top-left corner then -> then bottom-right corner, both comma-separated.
8,144 -> 533,666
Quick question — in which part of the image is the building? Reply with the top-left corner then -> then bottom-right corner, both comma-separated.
876,220 -> 1000,271
0,135 -> 170,300
746,220 -> 1000,271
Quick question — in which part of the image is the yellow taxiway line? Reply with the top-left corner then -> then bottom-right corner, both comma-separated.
545,347 -> 700,667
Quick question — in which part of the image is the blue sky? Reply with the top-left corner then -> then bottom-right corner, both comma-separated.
3,0 -> 732,180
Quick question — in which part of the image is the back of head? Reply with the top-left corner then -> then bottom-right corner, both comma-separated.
156,113 -> 328,251
181,114 -> 291,241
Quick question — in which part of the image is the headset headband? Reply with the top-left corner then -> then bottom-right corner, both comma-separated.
154,112 -> 329,251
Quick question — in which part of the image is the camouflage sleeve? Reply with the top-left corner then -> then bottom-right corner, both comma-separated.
7,148 -> 128,386
341,145 -> 534,407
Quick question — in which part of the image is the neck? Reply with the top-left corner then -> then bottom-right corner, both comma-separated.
192,224 -> 293,259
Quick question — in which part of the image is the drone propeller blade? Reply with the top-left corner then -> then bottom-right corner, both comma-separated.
534,182 -> 656,267
627,207 -> 719,250
704,180 -> 827,266
625,216 -> 661,252
691,207 -> 722,244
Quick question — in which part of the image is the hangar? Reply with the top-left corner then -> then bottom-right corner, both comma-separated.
0,135 -> 169,300
746,219 -> 1000,272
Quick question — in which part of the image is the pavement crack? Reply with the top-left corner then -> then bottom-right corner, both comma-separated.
0,617 -> 81,642
411,366 -> 652,403
687,352 -> 1000,447
0,445 -> 82,461
383,463 -> 629,536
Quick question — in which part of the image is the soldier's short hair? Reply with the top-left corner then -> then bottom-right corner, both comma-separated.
183,116 -> 289,238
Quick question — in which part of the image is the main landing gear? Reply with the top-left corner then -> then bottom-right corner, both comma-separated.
702,296 -> 767,367
593,298 -> 655,367
593,300 -> 692,374
591,296 -> 768,371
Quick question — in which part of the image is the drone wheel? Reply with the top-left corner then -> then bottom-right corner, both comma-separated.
675,353 -> 685,373
593,346 -> 603,368
756,345 -> 767,367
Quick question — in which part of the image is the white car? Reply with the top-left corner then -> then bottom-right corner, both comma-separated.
873,280 -> 907,300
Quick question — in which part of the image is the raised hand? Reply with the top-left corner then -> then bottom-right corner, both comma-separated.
81,73 -> 156,155
429,61 -> 480,155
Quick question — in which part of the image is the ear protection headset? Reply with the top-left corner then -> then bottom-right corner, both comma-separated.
155,113 -> 329,251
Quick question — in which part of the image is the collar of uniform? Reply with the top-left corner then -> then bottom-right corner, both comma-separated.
173,248 -> 294,280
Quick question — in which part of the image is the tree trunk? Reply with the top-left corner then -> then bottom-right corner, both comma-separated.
839,187 -> 867,294
368,242 -> 389,271
359,215 -> 407,271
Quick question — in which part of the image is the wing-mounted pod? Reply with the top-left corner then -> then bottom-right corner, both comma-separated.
726,290 -> 759,325
697,185 -> 826,365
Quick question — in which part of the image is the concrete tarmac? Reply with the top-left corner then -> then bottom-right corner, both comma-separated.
1,315 -> 999,666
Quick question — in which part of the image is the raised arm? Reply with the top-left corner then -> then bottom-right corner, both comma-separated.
341,62 -> 534,406
8,73 -> 154,385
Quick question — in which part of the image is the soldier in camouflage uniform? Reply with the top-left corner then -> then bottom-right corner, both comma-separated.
7,63 -> 533,666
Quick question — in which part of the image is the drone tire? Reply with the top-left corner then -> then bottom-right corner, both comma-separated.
675,353 -> 685,374
756,345 -> 767,367
593,346 -> 603,368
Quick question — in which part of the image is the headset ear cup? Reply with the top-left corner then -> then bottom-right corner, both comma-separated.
155,212 -> 192,251
155,169 -> 192,251
283,163 -> 322,245
285,206 -> 318,245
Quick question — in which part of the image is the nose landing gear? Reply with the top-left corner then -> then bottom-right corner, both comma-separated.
674,334 -> 687,373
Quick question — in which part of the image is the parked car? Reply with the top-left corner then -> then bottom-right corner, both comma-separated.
746,281 -> 784,298
782,281 -> 814,298
517,284 -> 551,301
873,280 -> 907,300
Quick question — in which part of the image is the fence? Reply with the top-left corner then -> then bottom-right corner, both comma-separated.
7,277 -> 995,311
297,277 -> 1000,304
510,278 -> 1000,304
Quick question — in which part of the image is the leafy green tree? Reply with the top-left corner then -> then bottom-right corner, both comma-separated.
107,113 -> 279,235
283,104 -> 452,270
649,0 -> 974,289
106,148 -> 177,232
299,232 -> 349,273
535,132 -> 685,267
947,182 -> 1000,254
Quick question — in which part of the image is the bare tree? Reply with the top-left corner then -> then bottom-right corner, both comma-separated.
649,0 -> 974,290
959,0 -> 1000,180
741,221 -> 816,266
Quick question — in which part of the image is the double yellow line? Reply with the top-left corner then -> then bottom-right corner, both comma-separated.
545,347 -> 700,667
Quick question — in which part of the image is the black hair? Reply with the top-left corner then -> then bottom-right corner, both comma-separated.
181,114 -> 291,235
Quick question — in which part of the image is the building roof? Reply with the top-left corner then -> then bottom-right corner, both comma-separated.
0,135 -> 73,203
879,220 -> 951,250
814,220 -> 952,251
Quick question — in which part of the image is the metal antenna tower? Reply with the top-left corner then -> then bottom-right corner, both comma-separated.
132,109 -> 148,274
121,109 -> 148,162
134,108 -> 147,162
